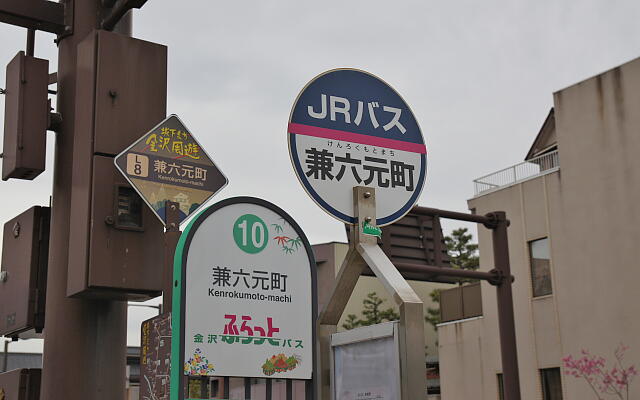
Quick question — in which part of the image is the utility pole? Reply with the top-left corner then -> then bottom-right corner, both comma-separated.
41,3 -> 131,399
2,1 -> 168,398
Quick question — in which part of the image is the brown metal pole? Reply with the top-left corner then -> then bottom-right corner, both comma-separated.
244,377 -> 251,400
26,28 -> 35,56
101,0 -> 144,31
286,379 -> 293,400
163,201 -> 181,313
266,379 -> 272,400
393,262 -> 500,282
432,215 -> 443,266
2,339 -> 8,372
41,2 -> 129,399
490,212 -> 522,400
202,376 -> 210,398
412,205 -> 493,225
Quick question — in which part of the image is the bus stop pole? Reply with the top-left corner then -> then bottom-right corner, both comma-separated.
317,187 -> 426,400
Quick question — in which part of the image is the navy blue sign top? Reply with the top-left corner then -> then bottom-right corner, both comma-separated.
288,69 -> 427,226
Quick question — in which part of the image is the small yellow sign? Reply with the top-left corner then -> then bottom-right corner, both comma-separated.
114,114 -> 228,225
126,153 -> 149,178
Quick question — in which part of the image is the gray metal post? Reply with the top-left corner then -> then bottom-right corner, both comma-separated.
357,243 -> 426,400
318,187 -> 426,400
317,187 -> 373,400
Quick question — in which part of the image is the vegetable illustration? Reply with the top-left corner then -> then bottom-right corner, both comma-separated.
262,353 -> 301,375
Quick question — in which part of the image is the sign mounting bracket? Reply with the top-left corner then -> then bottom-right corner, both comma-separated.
317,186 -> 426,400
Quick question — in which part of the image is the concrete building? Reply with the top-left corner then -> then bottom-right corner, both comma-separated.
438,58 -> 640,399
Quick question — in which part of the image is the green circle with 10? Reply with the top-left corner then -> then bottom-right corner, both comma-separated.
233,214 -> 268,254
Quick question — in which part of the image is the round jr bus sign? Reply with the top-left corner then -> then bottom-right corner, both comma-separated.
288,69 -> 427,226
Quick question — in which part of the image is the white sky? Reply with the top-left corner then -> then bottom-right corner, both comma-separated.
2,0 -> 640,353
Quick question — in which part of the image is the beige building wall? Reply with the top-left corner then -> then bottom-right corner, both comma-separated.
439,57 -> 640,399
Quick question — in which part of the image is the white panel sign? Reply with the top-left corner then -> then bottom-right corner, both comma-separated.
332,322 -> 401,400
176,198 -> 315,380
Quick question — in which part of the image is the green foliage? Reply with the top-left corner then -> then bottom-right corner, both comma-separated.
426,228 -> 479,330
424,289 -> 443,329
444,227 -> 479,270
342,314 -> 361,330
342,292 -> 400,330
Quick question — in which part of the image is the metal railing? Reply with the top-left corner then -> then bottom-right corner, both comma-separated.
473,150 -> 559,196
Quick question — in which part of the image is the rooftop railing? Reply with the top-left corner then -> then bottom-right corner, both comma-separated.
473,149 -> 559,196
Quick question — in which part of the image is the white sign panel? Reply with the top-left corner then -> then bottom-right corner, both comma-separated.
332,322 -> 401,400
288,69 -> 427,226
174,197 -> 315,381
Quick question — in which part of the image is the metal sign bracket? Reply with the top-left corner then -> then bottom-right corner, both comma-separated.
317,186 -> 426,400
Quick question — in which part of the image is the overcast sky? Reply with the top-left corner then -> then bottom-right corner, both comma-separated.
2,0 -> 640,352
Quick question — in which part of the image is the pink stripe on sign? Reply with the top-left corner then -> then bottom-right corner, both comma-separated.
288,123 -> 427,154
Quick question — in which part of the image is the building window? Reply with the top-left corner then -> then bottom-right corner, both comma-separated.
497,373 -> 504,400
540,368 -> 563,400
529,238 -> 552,297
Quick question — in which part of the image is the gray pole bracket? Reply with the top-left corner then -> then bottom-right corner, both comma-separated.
317,186 -> 426,400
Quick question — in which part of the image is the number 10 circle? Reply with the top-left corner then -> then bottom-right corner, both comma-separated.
233,214 -> 268,254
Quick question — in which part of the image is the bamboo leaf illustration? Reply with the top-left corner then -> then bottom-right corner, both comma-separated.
290,237 -> 302,249
274,236 -> 291,246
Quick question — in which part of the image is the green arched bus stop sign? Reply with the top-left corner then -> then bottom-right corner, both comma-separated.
170,197 -> 317,400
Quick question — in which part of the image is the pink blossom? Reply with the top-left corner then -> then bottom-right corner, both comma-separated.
563,343 -> 636,400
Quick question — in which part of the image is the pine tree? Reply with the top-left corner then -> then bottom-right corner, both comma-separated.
342,292 -> 400,330
445,228 -> 479,270
342,314 -> 361,330
424,289 -> 443,330
426,228 -> 479,329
